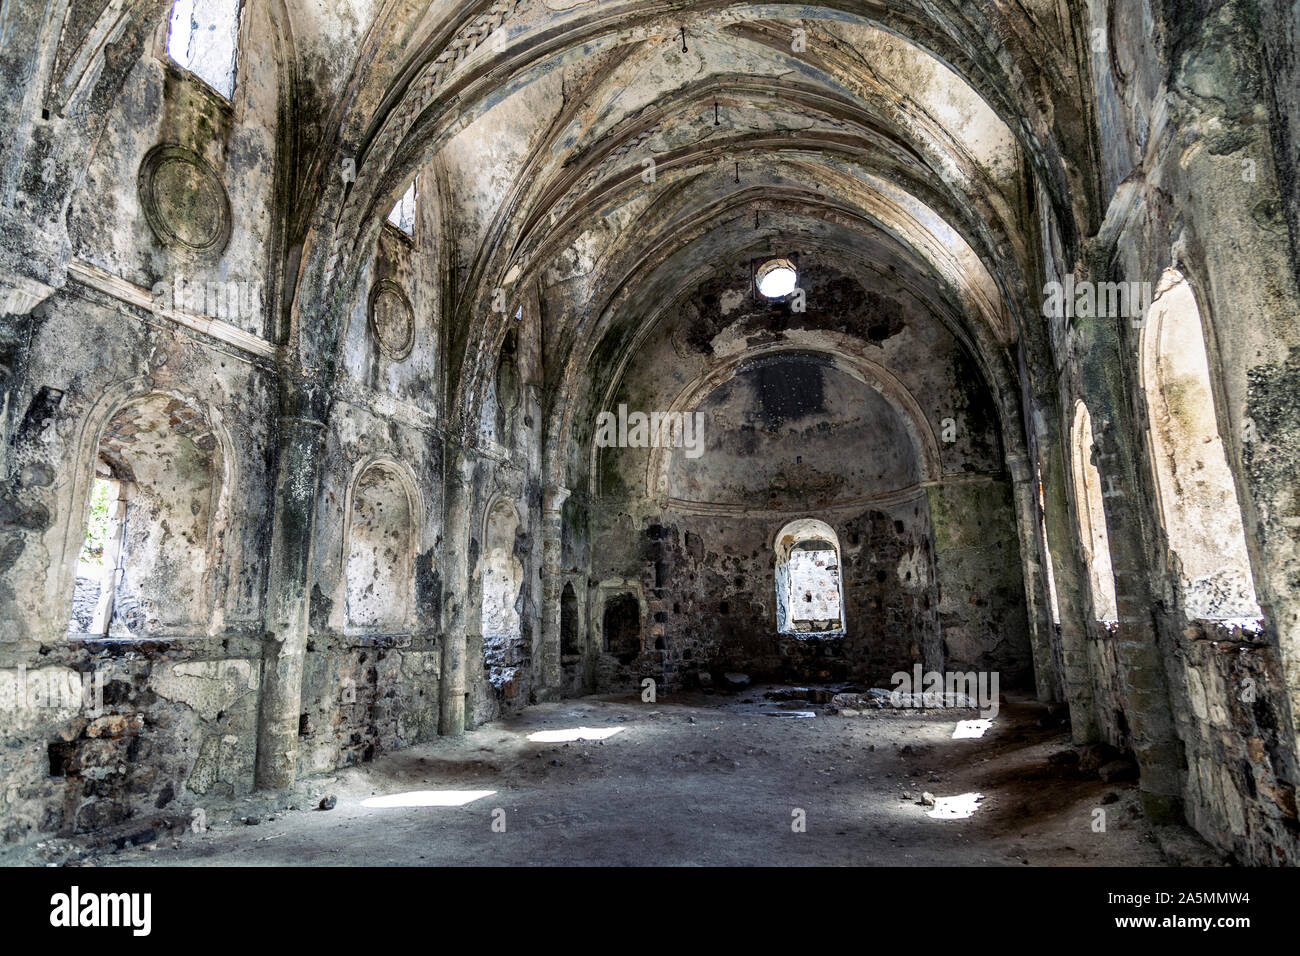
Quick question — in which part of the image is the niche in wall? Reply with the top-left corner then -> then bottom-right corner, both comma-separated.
560,581 -> 580,656
602,593 -> 641,664
345,462 -> 415,633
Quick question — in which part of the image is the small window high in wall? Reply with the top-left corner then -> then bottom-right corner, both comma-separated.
774,518 -> 845,634
167,0 -> 241,99
387,181 -> 416,236
1070,401 -> 1118,623
1141,270 -> 1262,624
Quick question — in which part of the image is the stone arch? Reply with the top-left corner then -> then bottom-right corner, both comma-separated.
283,1 -> 1083,456
639,346 -> 943,504
63,387 -> 232,637
1140,269 -> 1262,623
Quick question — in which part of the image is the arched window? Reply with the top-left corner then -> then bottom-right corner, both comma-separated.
1141,270 -> 1262,623
1070,401 -> 1118,623
345,463 -> 415,633
69,468 -> 124,635
1036,465 -> 1061,626
167,0 -> 241,98
774,518 -> 845,634
602,593 -> 641,663
387,181 -> 417,236
69,393 -> 224,637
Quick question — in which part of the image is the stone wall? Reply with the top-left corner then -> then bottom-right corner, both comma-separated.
1,0 -> 1299,868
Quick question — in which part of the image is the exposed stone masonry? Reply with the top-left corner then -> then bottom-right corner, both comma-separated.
1,0 -> 1299,867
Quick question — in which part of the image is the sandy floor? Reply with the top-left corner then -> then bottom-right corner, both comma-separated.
52,687 -> 1173,867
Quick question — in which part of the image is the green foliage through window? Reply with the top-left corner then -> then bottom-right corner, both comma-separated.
79,479 -> 113,567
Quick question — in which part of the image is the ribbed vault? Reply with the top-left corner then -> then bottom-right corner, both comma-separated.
274,0 -> 1094,449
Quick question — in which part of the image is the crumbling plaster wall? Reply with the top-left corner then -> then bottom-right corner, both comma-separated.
298,165 -> 448,776
574,261 -> 1032,693
1019,0 -> 1300,861
585,502 -> 943,693
0,286 -> 276,840
68,15 -> 281,341
462,308 -> 545,728
0,6 -> 284,831
2,0 -> 1300,869
0,6 -> 281,826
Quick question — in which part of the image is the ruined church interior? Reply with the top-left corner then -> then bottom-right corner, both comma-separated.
2,0 -> 1300,889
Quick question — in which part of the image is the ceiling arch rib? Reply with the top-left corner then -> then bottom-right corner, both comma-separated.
451,17 -> 1030,305
636,344 -> 945,509
438,125 -> 1029,441
520,148 -> 1018,368
422,20 -> 1044,433
506,79 -> 1025,281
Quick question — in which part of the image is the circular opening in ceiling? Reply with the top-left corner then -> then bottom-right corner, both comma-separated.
756,258 -> 797,299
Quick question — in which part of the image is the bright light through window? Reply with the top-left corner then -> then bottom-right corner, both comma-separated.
167,0 -> 241,99
388,181 -> 416,235
757,259 -> 797,298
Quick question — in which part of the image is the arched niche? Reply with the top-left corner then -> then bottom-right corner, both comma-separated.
66,390 -> 228,637
641,348 -> 941,513
344,461 -> 417,633
478,330 -> 519,451
481,497 -> 524,646
560,581 -> 581,657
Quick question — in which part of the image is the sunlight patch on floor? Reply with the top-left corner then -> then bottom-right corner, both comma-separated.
926,792 -> 985,820
361,790 -> 497,808
952,719 -> 993,739
526,726 -> 624,743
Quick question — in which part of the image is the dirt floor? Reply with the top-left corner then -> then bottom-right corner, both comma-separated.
13,688 -> 1187,867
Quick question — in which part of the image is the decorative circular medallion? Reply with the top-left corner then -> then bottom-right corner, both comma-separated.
368,279 -> 416,361
137,145 -> 231,254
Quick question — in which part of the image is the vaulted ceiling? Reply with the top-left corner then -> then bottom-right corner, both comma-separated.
272,1 -> 1099,478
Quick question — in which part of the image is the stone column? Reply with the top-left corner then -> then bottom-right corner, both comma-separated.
439,449 -> 475,735
1006,452 -> 1060,703
537,485 -> 570,700
1036,430 -> 1101,744
1079,318 -> 1183,820
254,413 -> 325,790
